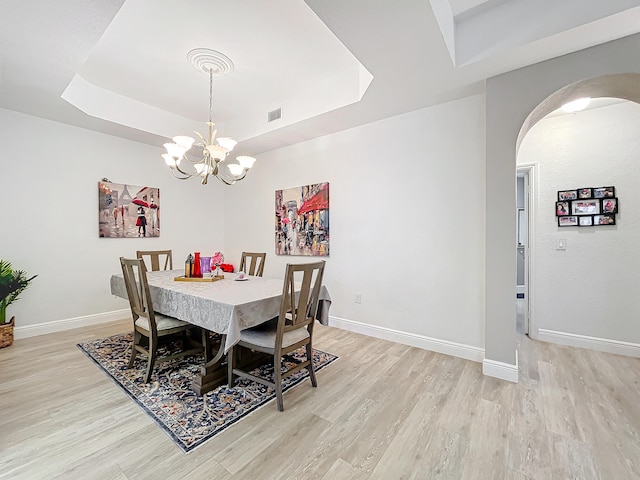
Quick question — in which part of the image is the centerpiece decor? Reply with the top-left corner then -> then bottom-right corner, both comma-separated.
175,251 -> 225,282
211,251 -> 224,277
0,260 -> 37,348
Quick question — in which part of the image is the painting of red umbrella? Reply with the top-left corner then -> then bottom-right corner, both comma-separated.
132,198 -> 149,208
275,181 -> 329,256
98,180 -> 160,238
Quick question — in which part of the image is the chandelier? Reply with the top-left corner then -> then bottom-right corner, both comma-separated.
162,49 -> 256,185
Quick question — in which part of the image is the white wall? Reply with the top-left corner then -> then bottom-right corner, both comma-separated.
1,96 -> 488,359
0,108 -> 224,334
223,95 -> 487,356
518,101 -> 640,346
485,32 -> 640,368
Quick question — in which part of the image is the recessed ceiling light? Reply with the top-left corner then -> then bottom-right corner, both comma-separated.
561,97 -> 591,113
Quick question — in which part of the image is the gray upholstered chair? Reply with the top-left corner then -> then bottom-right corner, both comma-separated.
136,250 -> 173,271
120,257 -> 202,382
239,251 -> 266,277
228,260 -> 325,411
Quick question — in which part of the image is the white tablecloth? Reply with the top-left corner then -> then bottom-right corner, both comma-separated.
110,269 -> 331,352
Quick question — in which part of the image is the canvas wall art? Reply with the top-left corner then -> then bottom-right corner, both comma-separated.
275,182 -> 329,256
99,180 -> 160,238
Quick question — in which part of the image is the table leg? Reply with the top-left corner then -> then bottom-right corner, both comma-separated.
191,334 -> 228,395
191,334 -> 272,395
201,329 -> 212,364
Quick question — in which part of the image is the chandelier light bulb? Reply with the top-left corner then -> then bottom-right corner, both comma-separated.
227,164 -> 245,176
216,137 -> 237,151
162,154 -> 177,167
237,156 -> 256,169
164,142 -> 187,159
206,144 -> 228,160
172,136 -> 195,150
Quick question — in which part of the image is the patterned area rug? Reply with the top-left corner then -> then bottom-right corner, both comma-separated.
77,333 -> 338,453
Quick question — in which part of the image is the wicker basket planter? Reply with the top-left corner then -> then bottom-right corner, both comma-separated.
0,316 -> 15,348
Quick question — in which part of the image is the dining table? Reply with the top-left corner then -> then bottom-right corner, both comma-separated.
110,269 -> 331,395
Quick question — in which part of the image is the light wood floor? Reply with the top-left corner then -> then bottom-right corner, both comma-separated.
1,320 -> 639,480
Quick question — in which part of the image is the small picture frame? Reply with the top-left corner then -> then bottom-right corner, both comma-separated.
578,188 -> 592,199
558,216 -> 578,227
601,198 -> 618,214
579,216 -> 593,227
594,214 -> 616,225
593,186 -> 615,198
572,199 -> 600,215
556,201 -> 570,216
558,190 -> 578,201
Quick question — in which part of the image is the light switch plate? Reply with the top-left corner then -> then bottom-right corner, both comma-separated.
557,239 -> 566,250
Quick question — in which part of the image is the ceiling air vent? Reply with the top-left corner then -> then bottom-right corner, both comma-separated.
268,107 -> 282,123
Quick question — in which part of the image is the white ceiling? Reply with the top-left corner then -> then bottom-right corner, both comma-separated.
434,0 -> 640,66
61,0 -> 372,143
1,0 -> 640,158
448,0 -> 495,17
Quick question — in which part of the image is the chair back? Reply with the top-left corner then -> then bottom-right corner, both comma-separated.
120,257 -> 158,332
239,252 -> 266,277
278,261 -> 325,336
136,250 -> 173,271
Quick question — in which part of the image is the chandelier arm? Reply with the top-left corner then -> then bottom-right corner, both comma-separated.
214,167 -> 248,185
214,175 -> 237,186
169,168 -> 197,180
173,156 -> 198,177
173,161 -> 193,177
169,154 -> 205,180
177,152 -> 198,166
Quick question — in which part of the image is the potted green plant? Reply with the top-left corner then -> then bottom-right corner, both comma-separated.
0,260 -> 37,348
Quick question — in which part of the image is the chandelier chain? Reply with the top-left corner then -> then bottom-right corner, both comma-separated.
208,68 -> 213,124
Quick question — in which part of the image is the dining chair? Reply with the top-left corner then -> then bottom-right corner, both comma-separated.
120,257 -> 203,383
136,250 -> 173,271
239,251 -> 266,277
228,260 -> 325,411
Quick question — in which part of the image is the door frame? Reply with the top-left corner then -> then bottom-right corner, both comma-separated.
517,163 -> 537,339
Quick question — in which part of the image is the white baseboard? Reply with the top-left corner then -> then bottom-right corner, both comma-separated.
483,351 -> 519,383
328,315 -> 484,363
538,328 -> 640,358
14,309 -> 130,340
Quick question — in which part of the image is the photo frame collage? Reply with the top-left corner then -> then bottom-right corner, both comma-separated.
556,186 -> 618,227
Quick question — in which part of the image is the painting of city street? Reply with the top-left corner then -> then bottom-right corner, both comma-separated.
275,182 -> 329,256
99,181 -> 160,238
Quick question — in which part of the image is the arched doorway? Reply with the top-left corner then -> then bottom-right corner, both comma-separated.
516,74 -> 640,151
519,95 -> 640,361
483,31 -> 640,382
